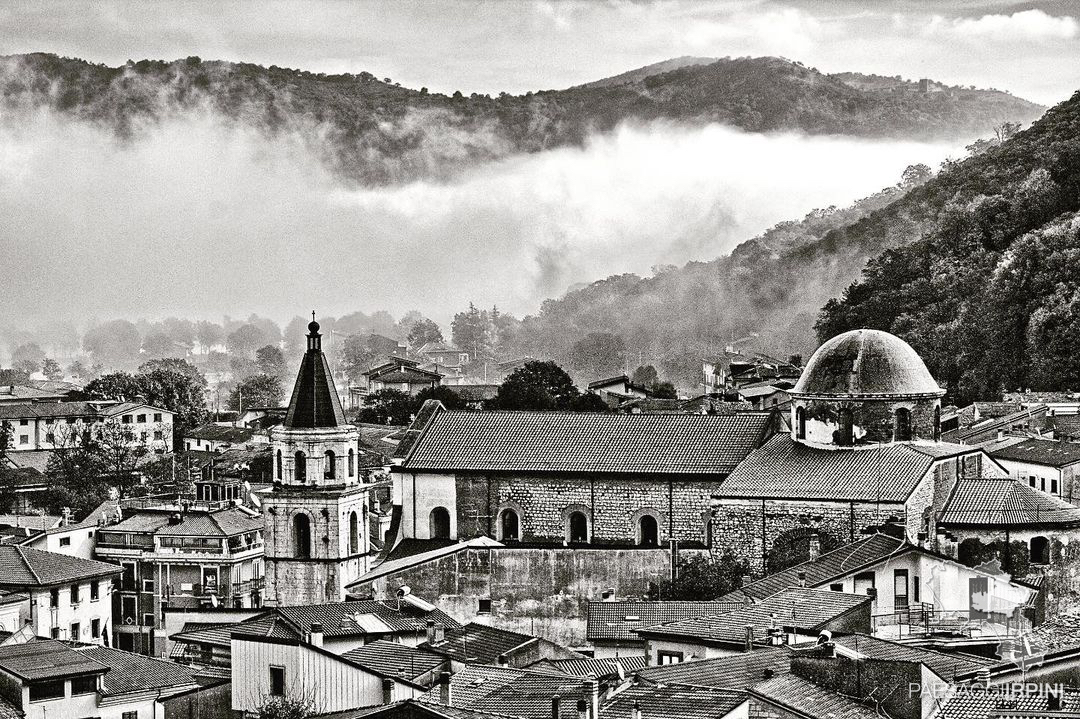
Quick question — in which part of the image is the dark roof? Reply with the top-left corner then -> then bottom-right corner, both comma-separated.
341,640 -> 447,684
171,621 -> 241,648
587,601 -> 746,642
452,385 -> 500,403
373,369 -> 442,384
0,639 -> 108,680
0,545 -> 121,586
228,613 -> 301,642
637,588 -> 871,646
739,534 -> 906,601
77,645 -> 200,696
936,686 -> 1080,719
531,655 -> 647,678
793,329 -> 944,398
718,435 -> 974,501
426,666 -> 585,719
421,665 -> 530,709
275,600 -> 460,637
106,507 -> 263,538
0,400 -> 102,420
940,478 -> 1080,527
601,685 -> 747,719
399,408 -> 773,474
989,437 -> 1080,467
284,322 -> 347,429
751,673 -> 881,719
826,634 -> 990,680
185,423 -> 257,443
421,623 -> 536,665
1026,612 -> 1080,653
636,646 -> 792,689
334,699 -> 518,719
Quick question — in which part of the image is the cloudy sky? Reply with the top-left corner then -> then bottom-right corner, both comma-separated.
1,0 -> 1078,105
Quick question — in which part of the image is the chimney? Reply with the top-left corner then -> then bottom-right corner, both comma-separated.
821,641 -> 836,658
744,624 -> 755,652
808,533 -> 820,560
381,678 -> 394,704
631,700 -> 643,719
577,699 -> 588,719
797,570 -> 806,588
309,622 -> 323,647
551,695 -> 561,719
426,618 -> 436,644
585,678 -> 600,719
763,668 -> 774,680
740,574 -> 751,588
439,671 -> 452,706
497,653 -> 509,666
997,429 -> 1004,441
434,622 -> 446,643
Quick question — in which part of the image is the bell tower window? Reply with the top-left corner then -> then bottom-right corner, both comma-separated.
894,408 -> 912,441
294,451 -> 307,483
293,514 -> 311,558
324,450 -> 336,480
795,406 -> 806,440
837,409 -> 854,446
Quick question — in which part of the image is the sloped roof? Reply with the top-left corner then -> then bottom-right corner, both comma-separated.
793,329 -> 944,398
751,673 -> 881,719
531,655 -> 648,677
284,322 -> 347,429
341,640 -> 447,683
937,686 -> 1080,719
940,478 -> 1080,527
739,534 -> 906,601
0,639 -> 108,680
0,545 -> 121,587
826,634 -> 990,680
636,646 -> 792,689
637,588 -> 871,646
276,600 -> 460,637
0,401 -> 101,420
399,409 -> 773,474
228,613 -> 301,642
108,507 -> 263,538
372,369 -> 442,384
77,645 -> 200,696
421,623 -> 536,665
587,601 -> 746,642
989,438 -> 1080,467
185,423 -> 257,443
601,685 -> 747,719
718,435 -> 976,502
422,665 -> 585,719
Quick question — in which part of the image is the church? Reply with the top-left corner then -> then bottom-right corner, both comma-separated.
260,317 -> 374,606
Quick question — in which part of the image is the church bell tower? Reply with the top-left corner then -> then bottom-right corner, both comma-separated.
262,314 -> 369,606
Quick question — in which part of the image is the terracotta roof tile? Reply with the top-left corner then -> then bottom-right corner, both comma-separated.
0,639 -> 108,681
587,601 -> 746,642
751,673 -> 881,719
421,623 -> 536,665
342,640 -> 447,684
636,646 -> 792,689
989,437 -> 1080,467
77,645 -> 200,696
0,545 -> 121,586
602,685 -> 747,719
940,478 -> 1080,527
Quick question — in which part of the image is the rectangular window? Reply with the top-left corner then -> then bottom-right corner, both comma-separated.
154,413 -> 162,422
19,419 -> 28,426
829,583 -> 844,592
269,666 -> 286,696
478,598 -> 492,614
70,622 -> 80,639
121,596 -> 136,622
657,650 -> 684,665
123,711 -> 138,719
137,414 -> 147,423
118,633 -> 134,652
90,582 -> 99,601
914,576 -> 921,604
1030,476 -> 1037,487
29,679 -> 66,702
91,618 -> 100,638
59,537 -> 71,547
142,613 -> 155,628
122,415 -> 132,424
50,588 -> 60,607
142,579 -> 155,593
50,627 -> 60,639
894,569 -> 909,610
19,435 -> 28,445
153,431 -> 163,441
1041,477 -> 1047,491
70,674 -> 96,696
45,432 -> 55,443
70,584 -> 80,604
66,417 -> 76,424
1052,479 -> 1060,494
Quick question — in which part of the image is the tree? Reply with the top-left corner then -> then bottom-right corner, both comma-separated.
413,385 -> 465,410
357,389 -> 415,425
631,365 -> 660,388
340,335 -> 379,383
257,697 -> 314,719
255,345 -> 288,379
141,332 -> 177,359
568,332 -> 627,380
89,362 -> 208,444
95,422 -> 147,499
11,343 -> 45,374
195,320 -> 224,352
451,303 -> 493,359
41,431 -> 110,520
66,359 -> 90,380
494,360 -> 580,411
407,318 -> 444,348
0,369 -> 29,385
227,324 -> 269,359
657,552 -> 748,601
900,163 -> 932,188
228,373 -> 283,412
83,319 -> 141,370
85,372 -> 144,402
41,358 -> 63,381
652,382 -> 678,399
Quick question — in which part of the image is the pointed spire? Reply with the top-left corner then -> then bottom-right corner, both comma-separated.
284,312 -> 346,428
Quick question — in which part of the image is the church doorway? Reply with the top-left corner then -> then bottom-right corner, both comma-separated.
429,507 -> 451,539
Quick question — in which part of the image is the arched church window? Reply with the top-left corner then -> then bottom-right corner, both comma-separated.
894,408 -> 913,442
795,407 -> 806,440
568,512 -> 589,544
294,451 -> 306,483
293,514 -> 311,559
837,409 -> 854,446
638,515 -> 659,546
429,507 -> 451,539
499,509 -> 519,541
348,449 -> 355,477
349,511 -> 359,554
325,450 -> 336,480
276,450 -> 282,480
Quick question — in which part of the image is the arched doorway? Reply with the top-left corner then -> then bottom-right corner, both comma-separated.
638,515 -> 659,546
499,509 -> 520,541
429,507 -> 451,539
324,450 -> 336,480
568,512 -> 589,543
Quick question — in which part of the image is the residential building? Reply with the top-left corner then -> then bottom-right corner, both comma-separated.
93,502 -> 264,655
0,639 -> 109,719
0,545 -> 120,643
418,622 -> 585,670
987,437 -> 1080,503
0,591 -> 28,634
17,499 -> 119,559
1005,390 -> 1080,416
72,644 -> 206,719
365,358 -> 443,396
586,600 -> 745,658
183,422 -> 268,452
587,375 -> 652,405
0,400 -> 175,453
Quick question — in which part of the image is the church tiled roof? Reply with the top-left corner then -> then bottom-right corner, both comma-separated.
940,478 -> 1080,527
284,319 -> 347,429
717,435 -> 977,502
398,409 -> 774,474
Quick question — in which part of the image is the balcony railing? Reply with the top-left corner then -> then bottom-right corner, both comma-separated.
232,577 -> 264,594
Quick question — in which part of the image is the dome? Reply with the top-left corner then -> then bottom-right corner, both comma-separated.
308,319 -> 321,334
793,329 -> 944,398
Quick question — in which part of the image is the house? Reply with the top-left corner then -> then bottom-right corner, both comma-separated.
0,384 -> 71,404
0,591 -> 28,633
734,381 -> 791,410
93,502 -> 265,655
0,639 -> 109,719
72,644 -> 208,719
363,357 -> 443,396
598,684 -> 748,719
0,545 -> 121,644
193,444 -> 273,503
418,622 -> 585,669
987,437 -> 1080,503
948,403 -> 1049,444
419,664 -> 591,718
586,600 -> 746,658
587,375 -> 652,405
17,499 -> 119,559
416,342 -> 470,373
341,640 -> 450,690
183,422 -> 268,452
0,400 -> 174,453
634,587 -> 872,664
0,451 -> 50,512
1005,390 -> 1080,416
450,385 -> 500,409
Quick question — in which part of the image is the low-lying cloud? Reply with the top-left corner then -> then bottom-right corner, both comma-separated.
0,107 -> 960,329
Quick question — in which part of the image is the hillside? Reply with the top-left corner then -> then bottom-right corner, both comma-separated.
573,56 -> 716,88
510,90 -> 1080,401
0,53 -> 1043,185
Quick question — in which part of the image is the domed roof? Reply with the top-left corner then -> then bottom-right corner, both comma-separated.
793,329 -> 944,398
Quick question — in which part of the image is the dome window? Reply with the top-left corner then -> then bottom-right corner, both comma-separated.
894,408 -> 913,441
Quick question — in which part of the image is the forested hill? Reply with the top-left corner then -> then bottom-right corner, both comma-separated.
0,53 -> 1042,185
510,91 -> 1080,402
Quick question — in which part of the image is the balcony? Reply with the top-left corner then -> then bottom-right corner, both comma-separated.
232,577 -> 264,595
